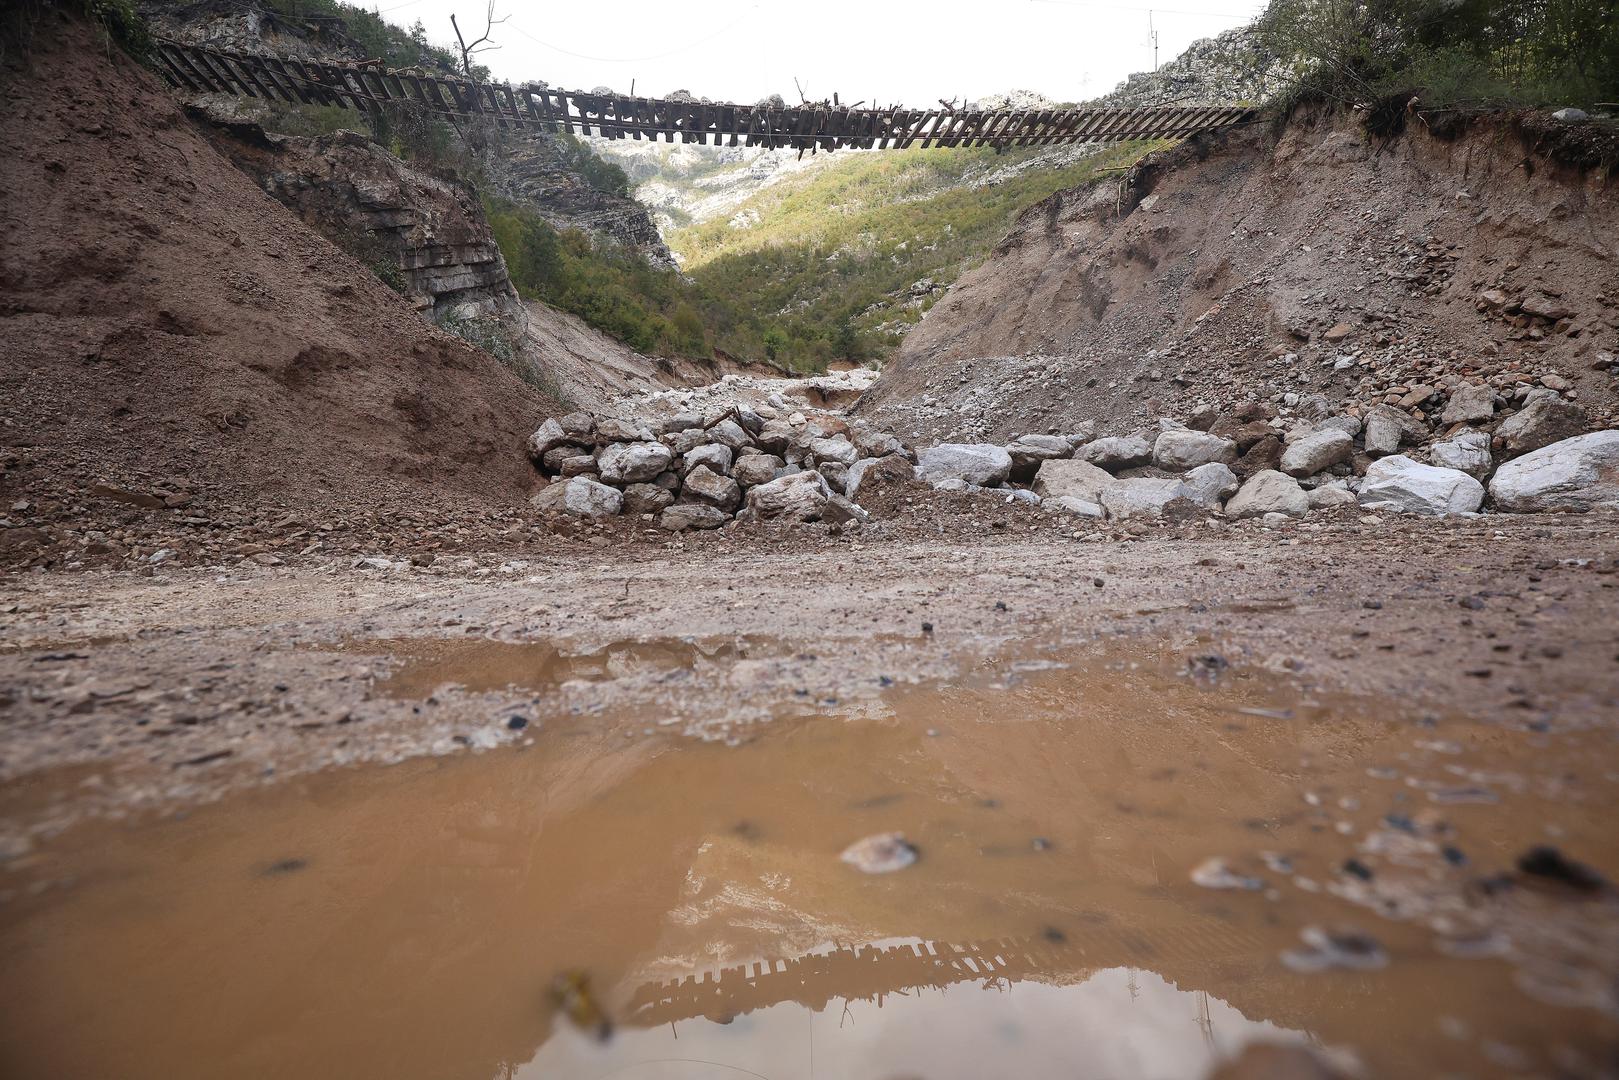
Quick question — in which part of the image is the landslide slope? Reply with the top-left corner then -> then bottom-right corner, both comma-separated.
0,13 -> 554,511
857,109 -> 1619,443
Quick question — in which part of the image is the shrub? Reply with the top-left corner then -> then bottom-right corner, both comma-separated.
1258,0 -> 1619,108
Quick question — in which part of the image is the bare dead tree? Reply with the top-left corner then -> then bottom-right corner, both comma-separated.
450,0 -> 508,80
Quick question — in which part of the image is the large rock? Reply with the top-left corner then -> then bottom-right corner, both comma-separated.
1152,429 -> 1237,471
1362,404 -> 1425,457
822,494 -> 870,526
597,441 -> 674,485
1225,470 -> 1309,519
541,444 -> 591,473
1046,496 -> 1106,519
681,443 -> 733,477
596,417 -> 653,443
1183,462 -> 1239,510
1489,431 -> 1619,513
1495,390 -> 1587,456
527,417 -> 585,461
1006,434 -> 1074,481
916,444 -> 1012,487
846,454 -> 915,501
1359,456 -> 1484,515
1076,434 -> 1152,471
819,461 -> 850,494
1280,429 -> 1353,478
621,483 -> 674,515
746,471 -> 829,520
659,504 -> 728,531
706,419 -> 752,449
1440,383 -> 1495,425
732,454 -> 784,488
1430,430 -> 1493,479
853,430 -> 911,461
809,436 -> 859,467
1100,478 -> 1202,521
680,465 -> 741,511
559,477 -> 622,519
1307,483 -> 1358,509
1032,458 -> 1115,503
753,419 -> 794,454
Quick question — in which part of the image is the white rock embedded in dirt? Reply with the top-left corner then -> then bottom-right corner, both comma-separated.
732,454 -> 784,488
1430,430 -> 1493,479
840,832 -> 918,874
1152,429 -> 1237,471
1047,495 -> 1106,518
1440,383 -> 1495,425
560,477 -> 623,519
1359,456 -> 1484,516
916,444 -> 1012,487
1183,462 -> 1239,509
658,504 -> 728,531
1280,429 -> 1353,478
846,454 -> 915,501
1488,431 -> 1619,513
1076,434 -> 1152,471
1306,483 -> 1358,510
1101,478 -> 1201,521
681,443 -> 733,477
1495,390 -> 1588,457
809,435 -> 859,467
680,465 -> 741,511
1225,470 -> 1309,519
746,470 -> 829,520
597,442 -> 674,485
822,493 -> 870,526
1032,458 -> 1115,503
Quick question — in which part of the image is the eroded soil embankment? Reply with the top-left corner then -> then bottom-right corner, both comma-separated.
859,107 -> 1619,444
0,14 -> 553,514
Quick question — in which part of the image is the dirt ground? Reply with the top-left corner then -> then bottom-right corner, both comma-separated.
4,501 -> 1616,851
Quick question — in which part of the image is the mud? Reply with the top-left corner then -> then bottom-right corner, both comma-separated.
3,644 -> 1617,1079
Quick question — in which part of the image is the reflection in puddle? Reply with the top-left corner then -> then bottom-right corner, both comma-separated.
357,636 -> 754,699
534,957 -> 1305,1080
1,646 -> 1616,1079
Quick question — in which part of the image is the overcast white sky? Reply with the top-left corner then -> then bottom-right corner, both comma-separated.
377,0 -> 1265,106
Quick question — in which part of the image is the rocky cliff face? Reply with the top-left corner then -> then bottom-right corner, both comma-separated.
483,133 -> 675,267
202,119 -> 527,347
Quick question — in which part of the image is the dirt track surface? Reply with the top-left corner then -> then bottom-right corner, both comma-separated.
3,507 -> 1616,848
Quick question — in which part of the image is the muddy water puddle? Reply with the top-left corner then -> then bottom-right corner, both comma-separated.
2,646 -> 1617,1079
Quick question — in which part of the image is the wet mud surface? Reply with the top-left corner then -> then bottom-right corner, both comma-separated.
2,518 -> 1618,1077
2,647 -> 1617,1078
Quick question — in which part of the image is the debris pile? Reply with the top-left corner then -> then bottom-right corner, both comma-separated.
526,406 -> 917,531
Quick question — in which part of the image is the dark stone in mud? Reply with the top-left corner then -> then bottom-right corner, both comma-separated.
1041,926 -> 1067,943
261,857 -> 308,876
1342,858 -> 1374,881
506,715 -> 528,730
1516,845 -> 1608,893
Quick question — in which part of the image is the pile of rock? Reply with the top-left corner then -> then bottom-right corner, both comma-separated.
913,397 -> 1619,522
526,408 -> 917,531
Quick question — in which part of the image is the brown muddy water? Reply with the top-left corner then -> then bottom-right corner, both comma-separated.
1,641 -> 1617,1079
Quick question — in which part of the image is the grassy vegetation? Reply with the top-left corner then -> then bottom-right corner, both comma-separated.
668,141 -> 1161,368
1258,0 -> 1619,110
